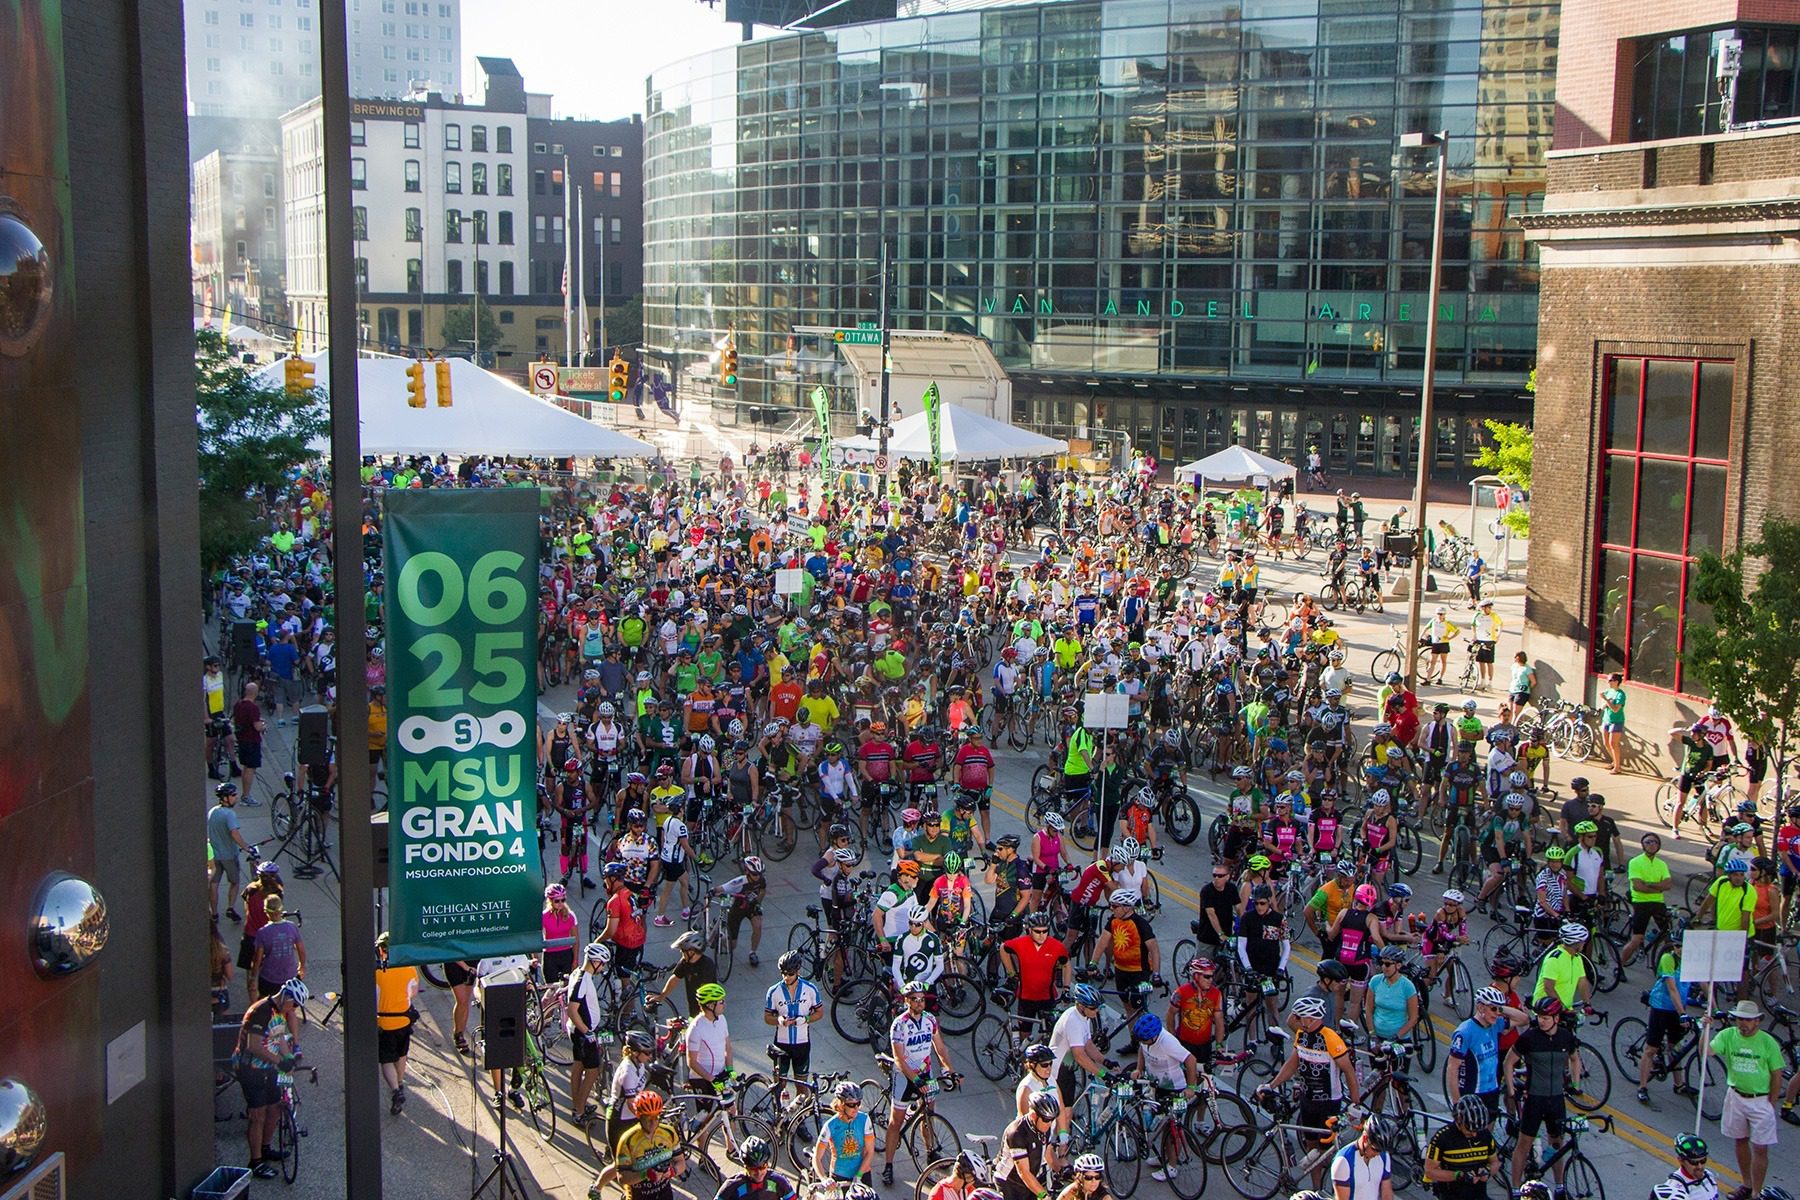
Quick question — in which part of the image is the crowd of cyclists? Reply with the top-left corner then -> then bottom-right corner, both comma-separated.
206,449 -> 1799,1200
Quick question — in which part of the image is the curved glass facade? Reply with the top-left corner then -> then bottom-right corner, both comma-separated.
644,0 -> 1557,474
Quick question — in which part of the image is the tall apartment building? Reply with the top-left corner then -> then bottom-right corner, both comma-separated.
524,113 -> 644,361
191,123 -> 285,328
185,0 -> 461,118
282,57 -> 542,362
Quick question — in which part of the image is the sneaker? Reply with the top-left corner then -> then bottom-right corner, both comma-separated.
1637,1087 -> 1651,1104
391,1088 -> 406,1115
748,952 -> 760,967
510,1088 -> 526,1110
654,916 -> 673,927
251,1162 -> 279,1180
681,908 -> 692,920
1151,1168 -> 1170,1182
881,1164 -> 894,1187
582,875 -> 598,889
579,1103 -> 599,1124
240,796 -> 262,807
1431,864 -> 1444,874
455,1033 -> 472,1056
225,908 -> 242,923
1729,1188 -> 1753,1200
261,1146 -> 287,1162
1783,1106 -> 1800,1127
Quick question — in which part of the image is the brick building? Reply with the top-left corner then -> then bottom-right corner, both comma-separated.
1520,1 -> 1800,739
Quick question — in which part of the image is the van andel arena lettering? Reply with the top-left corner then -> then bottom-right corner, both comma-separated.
971,293 -> 1508,323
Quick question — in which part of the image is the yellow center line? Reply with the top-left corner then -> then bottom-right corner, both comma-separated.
986,785 -> 1731,1182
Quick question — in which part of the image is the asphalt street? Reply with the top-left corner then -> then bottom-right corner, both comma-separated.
208,495 -> 1795,1200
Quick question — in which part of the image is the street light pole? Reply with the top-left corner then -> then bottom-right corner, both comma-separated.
455,213 -> 481,363
1400,130 -> 1449,690
877,237 -> 892,482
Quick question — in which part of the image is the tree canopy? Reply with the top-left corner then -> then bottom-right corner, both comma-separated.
1472,419 -> 1532,537
195,330 -> 327,573
440,301 -> 502,353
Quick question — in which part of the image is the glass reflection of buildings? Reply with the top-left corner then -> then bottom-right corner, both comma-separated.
644,0 -> 1559,477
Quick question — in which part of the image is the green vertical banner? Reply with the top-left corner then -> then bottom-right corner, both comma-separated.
383,489 -> 543,965
810,383 -> 832,494
922,380 -> 942,476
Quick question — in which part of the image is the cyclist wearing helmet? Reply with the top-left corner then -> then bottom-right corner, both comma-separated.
816,740 -> 857,825
595,862 -> 649,980
1531,923 -> 1591,1009
649,930 -> 718,1018
1447,986 -> 1526,1118
1364,947 -> 1420,1042
1424,1094 -> 1499,1200
985,834 -> 1028,935
686,983 -> 733,1095
1050,985 -> 1108,1135
566,942 -> 615,1119
1420,892 -> 1470,1005
1664,1134 -> 1720,1200
995,1091 -> 1061,1200
765,951 -> 824,1077
892,908 -> 948,991
1261,995 -> 1359,1186
1473,793 -> 1533,909
542,885 -> 578,983
718,857 -> 768,968
1237,882 -> 1292,1026
1001,914 -> 1072,1024
812,1080 -> 876,1188
1307,859 -> 1357,956
589,700 -> 628,789
1329,882 -> 1386,984
1330,1115 -> 1395,1200
1432,742 -> 1484,874
880,982 -> 957,1186
952,725 -> 997,841
604,1029 -> 658,1150
874,861 -> 926,951
1015,1042 -> 1058,1117
207,781 -> 256,923
902,722 -> 945,805
1504,997 -> 1581,1192
614,770 -> 653,837
602,1091 -> 685,1200
1026,813 -> 1067,914
857,719 -> 899,814
1169,956 -> 1222,1066
712,1135 -> 798,1200
235,977 -> 307,1178
1097,887 -> 1160,993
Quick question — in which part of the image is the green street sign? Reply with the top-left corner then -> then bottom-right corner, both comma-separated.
834,328 -> 882,345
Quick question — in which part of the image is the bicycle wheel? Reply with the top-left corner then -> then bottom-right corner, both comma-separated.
781,1103 -> 826,1175
531,993 -> 572,1067
932,971 -> 985,1035
1103,1115 -> 1144,1199
828,978 -> 885,1043
272,798 -> 296,842
712,921 -> 735,983
1586,935 -> 1622,994
1223,1124 -> 1288,1200
1163,1114 -> 1210,1200
277,1104 -> 299,1183
1563,1151 -> 1606,1200
1171,938 -> 1199,982
1195,1091 -> 1257,1165
1410,1014 -> 1438,1074
1440,957 -> 1475,1020
1369,648 -> 1401,687
1683,872 -> 1712,917
1396,823 -> 1422,877
1655,781 -> 1680,829
914,1157 -> 957,1200
1166,795 -> 1201,846
1141,873 -> 1163,914
1610,1016 -> 1649,1077
1755,957 -> 1794,1008
901,1109 -> 957,1176
1568,723 -> 1596,763
970,1013 -> 1015,1082
524,1066 -> 557,1143
1569,1042 -> 1611,1111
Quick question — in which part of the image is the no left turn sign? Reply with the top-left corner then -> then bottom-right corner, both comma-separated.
531,364 -> 558,394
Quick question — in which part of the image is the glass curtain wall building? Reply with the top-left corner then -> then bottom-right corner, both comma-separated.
644,0 -> 1558,476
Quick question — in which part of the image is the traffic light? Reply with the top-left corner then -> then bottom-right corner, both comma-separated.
435,360 -> 452,407
719,342 -> 739,388
608,354 -> 629,403
405,361 -> 426,408
283,355 -> 316,398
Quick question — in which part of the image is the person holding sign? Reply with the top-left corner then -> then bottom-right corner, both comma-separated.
1711,1000 -> 1787,1200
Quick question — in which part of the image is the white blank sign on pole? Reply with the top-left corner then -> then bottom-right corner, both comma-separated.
1679,930 -> 1748,983
1084,692 -> 1129,730
774,569 -> 804,595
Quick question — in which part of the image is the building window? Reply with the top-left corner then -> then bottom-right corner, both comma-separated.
497,163 -> 513,195
475,260 -> 490,294
498,211 -> 513,244
406,258 -> 422,293
533,169 -> 546,195
351,158 -> 366,190
404,207 -> 422,241
445,161 -> 461,193
352,206 -> 368,240
447,258 -> 462,293
611,145 -> 623,158
533,215 -> 546,244
1594,355 -> 1734,693
608,261 -> 623,296
499,261 -> 514,295
444,209 -> 462,242
471,125 -> 487,152
205,9 -> 218,23
497,127 -> 512,154
404,159 -> 420,192
473,210 -> 489,244
350,120 -> 365,146
552,168 -> 564,197
610,217 -> 621,244
354,257 -> 368,288
593,216 -> 603,245
533,142 -> 547,154
609,171 -> 622,198
552,216 -> 564,245
593,171 -> 606,190
404,122 -> 420,149
444,123 -> 460,151
471,162 -> 487,194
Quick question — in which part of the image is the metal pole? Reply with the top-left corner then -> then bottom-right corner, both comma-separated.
318,0 -> 380,1194
473,235 -> 482,365
878,238 -> 892,487
1403,132 -> 1448,690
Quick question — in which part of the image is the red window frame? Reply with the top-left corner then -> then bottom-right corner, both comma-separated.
1592,354 -> 1732,696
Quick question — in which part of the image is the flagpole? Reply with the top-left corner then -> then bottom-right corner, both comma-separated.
576,181 -> 588,364
593,189 -> 605,366
563,154 -> 573,368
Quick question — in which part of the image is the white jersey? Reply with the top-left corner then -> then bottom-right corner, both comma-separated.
1049,1005 -> 1094,1075
589,720 -> 626,757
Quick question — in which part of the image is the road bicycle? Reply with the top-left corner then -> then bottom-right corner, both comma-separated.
475,1008 -> 558,1144
666,1072 -> 778,1184
1655,765 -> 1744,836
1068,1073 -> 1152,1198
867,1057 -> 960,1180
785,902 -> 850,993
914,1132 -> 999,1200
967,1001 -> 1051,1082
525,965 -> 573,1068
1493,1111 -> 1612,1198
1355,1039 -> 1427,1190
1222,1091 -> 1357,1200
272,1062 -> 318,1184
1609,1011 -> 1725,1120
1535,698 -> 1602,762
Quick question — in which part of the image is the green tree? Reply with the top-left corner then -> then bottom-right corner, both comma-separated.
1472,419 -> 1532,537
1685,518 -> 1800,805
195,329 -> 327,572
440,301 -> 502,353
604,296 -> 642,349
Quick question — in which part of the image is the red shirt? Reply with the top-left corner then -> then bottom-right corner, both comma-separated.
1173,981 -> 1221,1046
953,744 -> 994,790
903,740 -> 941,784
1070,863 -> 1112,907
859,740 -> 897,783
1002,934 -> 1069,1002
769,681 -> 803,723
605,888 -> 645,949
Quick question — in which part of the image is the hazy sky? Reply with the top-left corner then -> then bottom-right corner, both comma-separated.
462,0 -> 752,120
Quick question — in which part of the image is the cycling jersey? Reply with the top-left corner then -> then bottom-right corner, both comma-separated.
819,1111 -> 873,1180
888,1010 -> 939,1072
1449,1017 -> 1502,1095
714,1172 -> 799,1200
1293,1025 -> 1351,1102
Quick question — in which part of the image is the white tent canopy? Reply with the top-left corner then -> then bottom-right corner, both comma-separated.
1175,444 -> 1297,487
838,404 -> 1066,462
266,351 -> 656,458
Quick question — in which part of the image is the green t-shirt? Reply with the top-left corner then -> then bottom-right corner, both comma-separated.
1454,715 -> 1485,743
1710,1026 -> 1785,1094
1709,877 -> 1755,931
1627,852 -> 1672,903
672,662 -> 700,695
911,832 -> 954,880
1531,947 -> 1589,1005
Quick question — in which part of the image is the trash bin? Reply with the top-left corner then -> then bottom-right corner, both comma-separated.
192,1165 -> 252,1200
